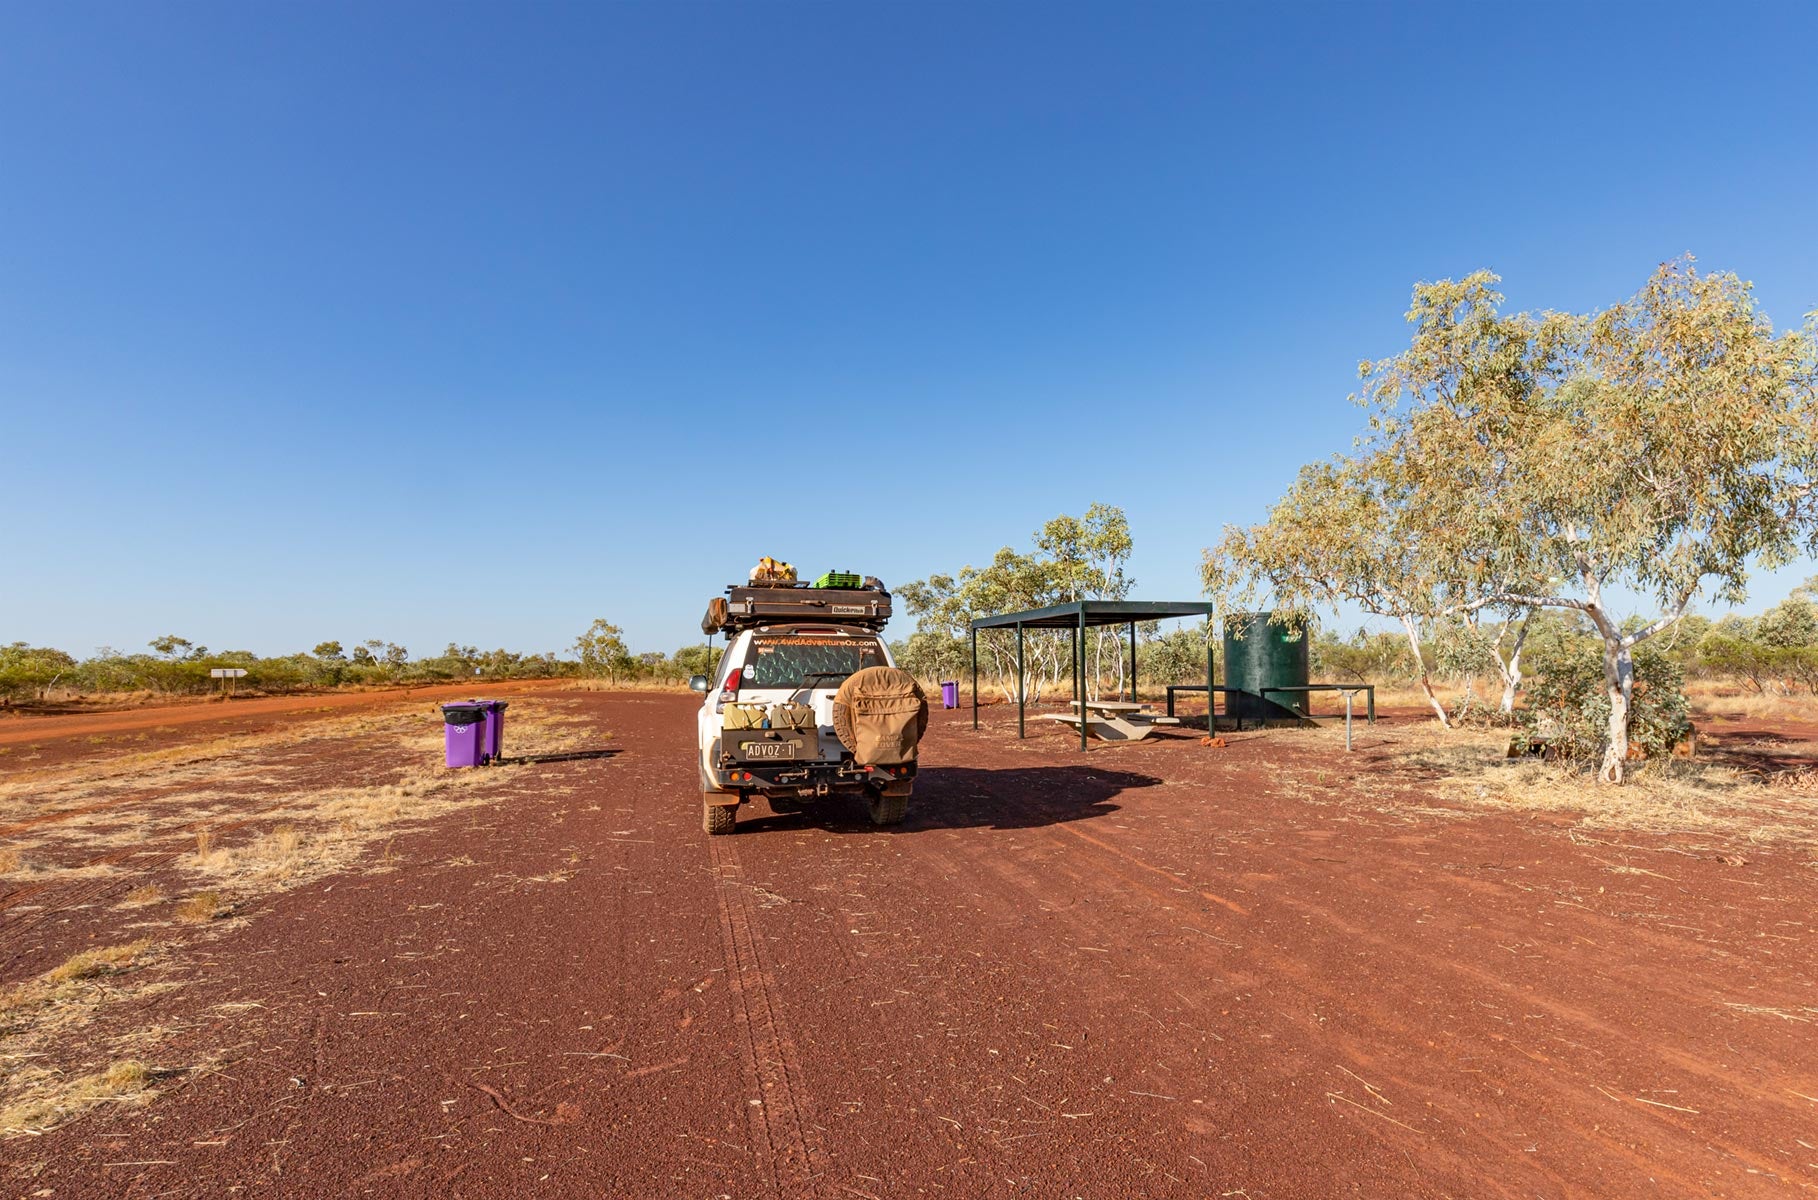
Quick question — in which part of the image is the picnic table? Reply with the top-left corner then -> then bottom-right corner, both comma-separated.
1037,699 -> 1183,743
1257,683 -> 1376,725
1167,682 -> 1376,748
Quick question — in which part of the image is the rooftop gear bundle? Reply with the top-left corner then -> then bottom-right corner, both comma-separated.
747,557 -> 798,585
701,572 -> 892,636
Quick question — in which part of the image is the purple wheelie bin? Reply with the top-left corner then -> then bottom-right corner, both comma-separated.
474,699 -> 509,764
940,681 -> 959,710
441,702 -> 487,768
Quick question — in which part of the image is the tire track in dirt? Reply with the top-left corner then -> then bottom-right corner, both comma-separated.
707,833 -> 825,1197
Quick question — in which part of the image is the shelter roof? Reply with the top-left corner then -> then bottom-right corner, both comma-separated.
968,600 -> 1215,631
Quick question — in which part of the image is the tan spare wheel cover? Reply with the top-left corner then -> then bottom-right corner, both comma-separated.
833,667 -> 929,765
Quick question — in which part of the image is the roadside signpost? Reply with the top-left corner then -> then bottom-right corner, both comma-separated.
210,667 -> 248,697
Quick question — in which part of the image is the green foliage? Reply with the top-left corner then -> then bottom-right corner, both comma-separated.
1310,628 -> 1408,682
148,635 -> 209,660
1520,641 -> 1692,763
898,504 -> 1139,701
1755,594 -> 1818,648
1138,626 -> 1212,685
574,618 -> 633,683
892,630 -> 968,684
1205,259 -> 1818,777
672,643 -> 717,681
0,643 -> 79,701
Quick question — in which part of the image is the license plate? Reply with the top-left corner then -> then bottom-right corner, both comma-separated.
744,741 -> 795,760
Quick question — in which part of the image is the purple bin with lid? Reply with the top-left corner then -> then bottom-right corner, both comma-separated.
940,681 -> 959,710
472,699 -> 509,764
441,702 -> 487,768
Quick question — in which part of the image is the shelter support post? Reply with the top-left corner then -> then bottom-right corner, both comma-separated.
971,628 -> 978,730
1206,629 -> 1217,734
1128,621 -> 1136,703
1016,623 -> 1026,739
1076,611 -> 1087,751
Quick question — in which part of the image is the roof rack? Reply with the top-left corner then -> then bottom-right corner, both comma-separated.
702,578 -> 891,636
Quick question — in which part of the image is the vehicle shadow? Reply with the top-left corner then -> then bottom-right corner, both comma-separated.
734,765 -> 1160,835
504,748 -> 621,765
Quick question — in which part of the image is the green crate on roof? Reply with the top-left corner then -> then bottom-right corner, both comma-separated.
814,570 -> 863,590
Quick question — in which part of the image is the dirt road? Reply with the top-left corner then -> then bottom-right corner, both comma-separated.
7,692 -> 1817,1197
0,679 -> 561,756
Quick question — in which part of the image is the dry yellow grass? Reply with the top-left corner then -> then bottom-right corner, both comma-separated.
173,891 -> 227,923
0,696 -> 593,1139
0,848 -> 21,874
121,882 -> 164,906
44,940 -> 153,985
0,1059 -> 154,1135
1265,718 -> 1818,846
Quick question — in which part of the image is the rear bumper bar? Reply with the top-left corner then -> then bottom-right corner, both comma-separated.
710,759 -> 916,793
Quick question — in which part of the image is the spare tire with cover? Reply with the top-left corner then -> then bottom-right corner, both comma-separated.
832,667 -> 929,765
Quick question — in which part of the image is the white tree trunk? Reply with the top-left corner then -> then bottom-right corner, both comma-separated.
1400,614 -> 1451,728
1598,641 -> 1634,784
1496,612 -> 1532,714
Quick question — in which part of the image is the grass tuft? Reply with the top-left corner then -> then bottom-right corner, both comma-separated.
173,891 -> 227,923
0,1059 -> 155,1134
44,941 -> 152,985
121,883 -> 165,906
192,827 -> 232,869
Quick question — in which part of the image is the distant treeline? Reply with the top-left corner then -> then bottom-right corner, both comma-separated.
0,633 -> 722,703
10,585 -> 1815,705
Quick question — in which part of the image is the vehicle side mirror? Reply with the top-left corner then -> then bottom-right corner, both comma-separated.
688,674 -> 710,693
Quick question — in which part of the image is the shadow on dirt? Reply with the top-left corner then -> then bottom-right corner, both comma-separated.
504,748 -> 621,765
734,765 -> 1161,835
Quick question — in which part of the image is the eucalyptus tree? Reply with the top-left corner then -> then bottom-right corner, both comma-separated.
898,548 -> 1069,703
1216,260 -> 1818,781
1035,503 -> 1135,697
573,619 -> 632,684
1204,456 -> 1482,726
899,504 -> 1139,703
1449,261 -> 1818,779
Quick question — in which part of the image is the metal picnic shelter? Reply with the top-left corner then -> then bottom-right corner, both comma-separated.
969,601 -> 1218,751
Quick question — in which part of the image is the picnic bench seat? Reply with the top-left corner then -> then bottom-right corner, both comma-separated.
1037,704 -> 1181,743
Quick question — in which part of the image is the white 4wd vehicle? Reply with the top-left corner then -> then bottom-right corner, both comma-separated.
690,582 -> 917,835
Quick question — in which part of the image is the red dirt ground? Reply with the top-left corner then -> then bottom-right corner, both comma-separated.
0,680 -> 559,769
5,690 -> 1816,1197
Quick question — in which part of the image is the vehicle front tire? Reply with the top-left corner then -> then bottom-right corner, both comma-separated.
703,794 -> 738,836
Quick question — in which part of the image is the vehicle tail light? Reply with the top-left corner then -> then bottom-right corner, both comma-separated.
719,670 -> 741,703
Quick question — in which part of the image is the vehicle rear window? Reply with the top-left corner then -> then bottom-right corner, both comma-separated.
741,635 -> 886,688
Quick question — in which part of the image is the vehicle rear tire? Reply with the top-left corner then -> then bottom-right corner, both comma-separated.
703,796 -> 737,836
866,791 -> 908,827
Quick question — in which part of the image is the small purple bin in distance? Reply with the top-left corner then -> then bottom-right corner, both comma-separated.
441,702 -> 487,768
940,681 -> 959,710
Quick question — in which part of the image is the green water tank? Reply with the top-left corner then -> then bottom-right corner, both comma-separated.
1223,611 -> 1310,722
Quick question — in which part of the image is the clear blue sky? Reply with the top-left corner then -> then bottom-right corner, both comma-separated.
7,1 -> 1817,657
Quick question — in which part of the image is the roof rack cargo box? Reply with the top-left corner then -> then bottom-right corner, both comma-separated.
703,580 -> 891,636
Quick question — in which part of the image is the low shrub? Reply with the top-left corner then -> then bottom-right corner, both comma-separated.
1519,640 -> 1693,762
